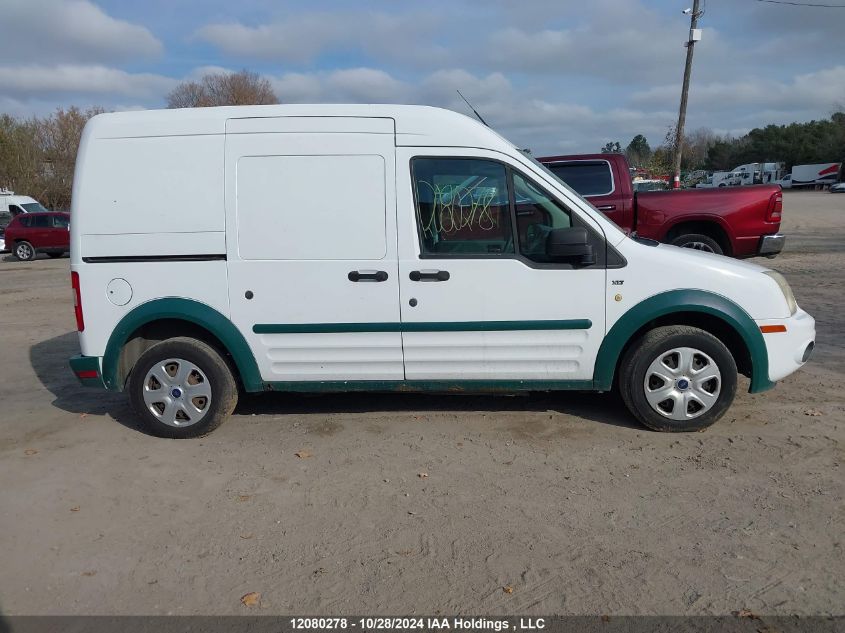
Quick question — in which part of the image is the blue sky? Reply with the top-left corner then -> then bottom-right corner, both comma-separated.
2,0 -> 844,154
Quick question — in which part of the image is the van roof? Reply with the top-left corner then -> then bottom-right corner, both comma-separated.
83,104 -> 518,153
1,195 -> 38,205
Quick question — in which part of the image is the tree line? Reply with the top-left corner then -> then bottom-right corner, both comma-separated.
605,112 -> 845,176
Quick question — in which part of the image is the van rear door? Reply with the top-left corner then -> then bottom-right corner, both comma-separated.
225,116 -> 403,383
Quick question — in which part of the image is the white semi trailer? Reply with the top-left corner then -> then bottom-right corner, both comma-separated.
787,163 -> 841,188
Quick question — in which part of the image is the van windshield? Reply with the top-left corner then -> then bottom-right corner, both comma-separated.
21,202 -> 49,213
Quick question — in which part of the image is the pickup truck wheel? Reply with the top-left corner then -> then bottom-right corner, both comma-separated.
619,326 -> 737,432
14,241 -> 36,261
128,337 -> 238,439
670,233 -> 723,254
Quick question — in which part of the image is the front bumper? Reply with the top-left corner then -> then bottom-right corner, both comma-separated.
756,308 -> 816,383
758,233 -> 785,257
69,354 -> 107,389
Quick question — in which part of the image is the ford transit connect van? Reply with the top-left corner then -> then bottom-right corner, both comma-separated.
68,105 -> 815,438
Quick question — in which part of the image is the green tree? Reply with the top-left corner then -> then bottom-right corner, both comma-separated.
624,134 -> 651,166
601,141 -> 622,154
705,112 -> 845,170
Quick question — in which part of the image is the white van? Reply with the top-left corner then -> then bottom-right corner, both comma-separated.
68,105 -> 815,438
0,192 -> 49,218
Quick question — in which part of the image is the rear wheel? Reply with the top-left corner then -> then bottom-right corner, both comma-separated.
670,233 -> 723,254
128,337 -> 238,438
14,241 -> 35,261
619,326 -> 737,432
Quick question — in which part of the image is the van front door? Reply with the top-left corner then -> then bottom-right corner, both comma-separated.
225,117 -> 403,383
396,149 -> 606,383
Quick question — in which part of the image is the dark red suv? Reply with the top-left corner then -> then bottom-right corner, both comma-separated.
4,212 -> 70,261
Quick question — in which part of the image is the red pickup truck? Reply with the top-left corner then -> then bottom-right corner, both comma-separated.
539,153 -> 784,258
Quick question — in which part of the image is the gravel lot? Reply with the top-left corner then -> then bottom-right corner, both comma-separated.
0,191 -> 842,616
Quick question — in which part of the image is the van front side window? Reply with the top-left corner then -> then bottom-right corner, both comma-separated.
412,158 -> 514,256
513,172 -> 573,263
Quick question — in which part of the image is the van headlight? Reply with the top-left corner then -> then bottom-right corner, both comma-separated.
763,270 -> 797,315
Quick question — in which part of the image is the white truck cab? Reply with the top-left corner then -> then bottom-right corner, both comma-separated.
68,105 -> 815,438
0,192 -> 49,218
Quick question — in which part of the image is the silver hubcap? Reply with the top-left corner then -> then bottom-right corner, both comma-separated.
682,241 -> 715,253
142,358 -> 212,427
16,244 -> 32,259
644,347 -> 721,421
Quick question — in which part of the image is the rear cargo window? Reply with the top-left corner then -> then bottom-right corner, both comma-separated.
546,161 -> 613,197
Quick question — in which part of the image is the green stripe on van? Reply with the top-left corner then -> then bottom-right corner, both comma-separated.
253,319 -> 592,334
264,379 -> 593,393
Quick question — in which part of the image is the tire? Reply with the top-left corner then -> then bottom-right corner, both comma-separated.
14,241 -> 36,261
128,337 -> 238,438
618,326 -> 737,432
47,252 -> 64,258
670,233 -> 723,254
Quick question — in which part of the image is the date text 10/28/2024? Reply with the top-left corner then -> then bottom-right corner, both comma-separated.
290,618 -> 547,631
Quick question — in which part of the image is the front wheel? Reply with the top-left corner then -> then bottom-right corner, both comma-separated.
618,326 -> 737,432
14,241 -> 36,261
128,337 -> 238,438
670,233 -> 723,254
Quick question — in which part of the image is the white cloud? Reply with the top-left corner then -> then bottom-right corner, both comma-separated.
267,68 -> 414,103
0,64 -> 177,99
631,66 -> 845,117
263,66 -> 676,154
196,12 -> 443,65
0,0 -> 162,64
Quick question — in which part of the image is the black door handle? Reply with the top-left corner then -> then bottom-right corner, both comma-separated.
409,270 -> 450,282
348,270 -> 389,282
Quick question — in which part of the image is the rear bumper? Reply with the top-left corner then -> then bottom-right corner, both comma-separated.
758,233 -> 785,257
756,308 -> 816,383
69,354 -> 107,389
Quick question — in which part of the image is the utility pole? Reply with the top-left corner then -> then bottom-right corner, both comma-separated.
672,0 -> 702,189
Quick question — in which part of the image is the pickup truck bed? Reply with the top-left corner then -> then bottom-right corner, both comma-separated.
540,153 -> 784,258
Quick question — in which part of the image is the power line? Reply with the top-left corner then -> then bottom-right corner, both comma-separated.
756,0 -> 845,7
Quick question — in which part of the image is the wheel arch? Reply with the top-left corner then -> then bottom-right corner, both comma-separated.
663,218 -> 733,255
594,290 -> 773,394
102,298 -> 263,393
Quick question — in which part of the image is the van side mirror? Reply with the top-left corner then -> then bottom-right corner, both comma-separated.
546,226 -> 596,266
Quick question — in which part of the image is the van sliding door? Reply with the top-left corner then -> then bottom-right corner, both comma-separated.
225,116 -> 403,384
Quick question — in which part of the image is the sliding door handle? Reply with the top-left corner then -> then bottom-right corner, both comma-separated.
348,270 -> 389,282
596,204 -> 616,211
410,270 -> 450,282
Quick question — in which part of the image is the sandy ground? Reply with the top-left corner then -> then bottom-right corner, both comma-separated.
0,191 -> 842,616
